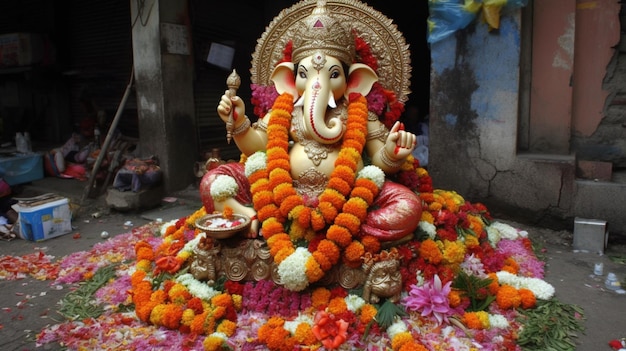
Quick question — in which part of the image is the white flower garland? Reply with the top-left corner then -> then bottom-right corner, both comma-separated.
496,271 -> 555,300
357,165 -> 386,188
277,247 -> 312,291
244,151 -> 267,177
209,175 -> 239,202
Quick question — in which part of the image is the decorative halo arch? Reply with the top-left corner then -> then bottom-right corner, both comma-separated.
250,0 -> 412,103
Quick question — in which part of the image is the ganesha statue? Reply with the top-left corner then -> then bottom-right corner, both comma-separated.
199,0 -> 422,291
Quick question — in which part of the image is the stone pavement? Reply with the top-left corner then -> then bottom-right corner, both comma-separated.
0,176 -> 624,351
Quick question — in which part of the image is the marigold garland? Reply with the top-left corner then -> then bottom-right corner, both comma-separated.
248,92 -> 380,290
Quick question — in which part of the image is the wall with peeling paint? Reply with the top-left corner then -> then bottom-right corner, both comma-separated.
429,2 -> 626,234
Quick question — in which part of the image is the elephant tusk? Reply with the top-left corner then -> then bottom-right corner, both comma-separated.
294,95 -> 305,107
327,94 -> 337,109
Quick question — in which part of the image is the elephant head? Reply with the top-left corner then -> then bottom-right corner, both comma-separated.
271,52 -> 378,144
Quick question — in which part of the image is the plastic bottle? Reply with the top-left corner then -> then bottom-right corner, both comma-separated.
15,132 -> 27,153
24,132 -> 32,152
605,272 -> 621,290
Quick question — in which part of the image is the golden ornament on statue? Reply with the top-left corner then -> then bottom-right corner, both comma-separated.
225,69 -> 241,144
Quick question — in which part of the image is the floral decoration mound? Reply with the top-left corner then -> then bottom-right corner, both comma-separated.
30,167 -> 585,351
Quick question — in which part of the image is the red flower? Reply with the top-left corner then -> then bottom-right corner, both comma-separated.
312,311 -> 349,350
155,256 -> 182,275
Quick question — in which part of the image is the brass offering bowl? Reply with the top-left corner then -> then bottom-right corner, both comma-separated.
195,213 -> 251,239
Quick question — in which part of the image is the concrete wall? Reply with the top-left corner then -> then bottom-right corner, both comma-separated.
429,3 -> 626,235
130,0 -> 197,193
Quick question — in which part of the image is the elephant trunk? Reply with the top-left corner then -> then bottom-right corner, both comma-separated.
302,79 -> 343,144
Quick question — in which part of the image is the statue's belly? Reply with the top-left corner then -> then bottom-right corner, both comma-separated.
289,143 -> 338,180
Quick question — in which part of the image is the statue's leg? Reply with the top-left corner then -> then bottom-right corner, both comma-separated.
359,181 -> 422,242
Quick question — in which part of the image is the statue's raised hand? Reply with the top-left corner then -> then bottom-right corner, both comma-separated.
385,121 -> 417,161
216,90 -> 246,125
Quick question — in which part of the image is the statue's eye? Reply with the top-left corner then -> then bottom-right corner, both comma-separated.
299,70 -> 307,79
330,71 -> 340,79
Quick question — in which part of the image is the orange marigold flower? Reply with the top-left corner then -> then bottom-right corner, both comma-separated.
328,176 -> 352,196
359,304 -> 377,324
342,139 -> 364,151
268,168 -> 292,189
161,304 -> 183,330
135,245 -> 154,261
502,257 -> 520,275
261,217 -> 285,238
270,176 -> 295,198
332,165 -> 356,184
463,311 -> 484,330
267,158 -> 290,172
334,153 -> 358,170
418,239 -> 443,264
519,288 -> 536,309
327,296 -> 348,315
339,146 -> 361,164
361,235 -> 381,253
343,240 -> 365,263
326,224 -> 352,247
190,311 -> 209,335
341,199 -> 368,224
354,178 -> 379,198
391,331 -> 413,351
319,201 -> 339,223
335,212 -> 361,235
250,176 -> 269,193
428,202 -> 443,211
217,319 -> 237,336
311,288 -> 331,308
279,194 -> 303,217
289,221 -> 307,240
252,190 -> 274,209
496,285 -> 521,310
344,127 -> 366,145
248,169 -> 268,186
319,188 -> 346,211
257,203 -> 279,222
211,305 -> 226,320
448,289 -> 462,308
350,186 -> 374,205
211,293 -> 233,308
294,323 -> 317,345
275,246 -> 296,263
487,273 -> 500,295
317,239 -> 340,265
305,256 -> 325,282
222,205 -> 234,220
311,210 -> 326,231
293,205 -> 311,229
464,234 -> 479,248
130,270 -> 147,285
313,250 -> 333,271
420,210 -> 435,223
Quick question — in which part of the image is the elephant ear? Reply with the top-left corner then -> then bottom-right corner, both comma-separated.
345,63 -> 378,98
270,62 -> 298,101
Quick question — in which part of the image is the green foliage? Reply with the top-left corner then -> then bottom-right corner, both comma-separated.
452,270 -> 495,312
517,298 -> 586,351
374,300 -> 407,330
58,264 -> 119,320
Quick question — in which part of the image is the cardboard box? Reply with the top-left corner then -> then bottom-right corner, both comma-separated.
12,195 -> 72,241
0,152 -> 44,185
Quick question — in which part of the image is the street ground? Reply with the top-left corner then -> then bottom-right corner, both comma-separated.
0,177 -> 624,351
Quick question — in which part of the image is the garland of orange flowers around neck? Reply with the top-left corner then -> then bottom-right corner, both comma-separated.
249,92 -> 384,291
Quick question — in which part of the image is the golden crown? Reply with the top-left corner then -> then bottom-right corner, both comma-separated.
251,0 -> 412,103
291,0 -> 355,65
